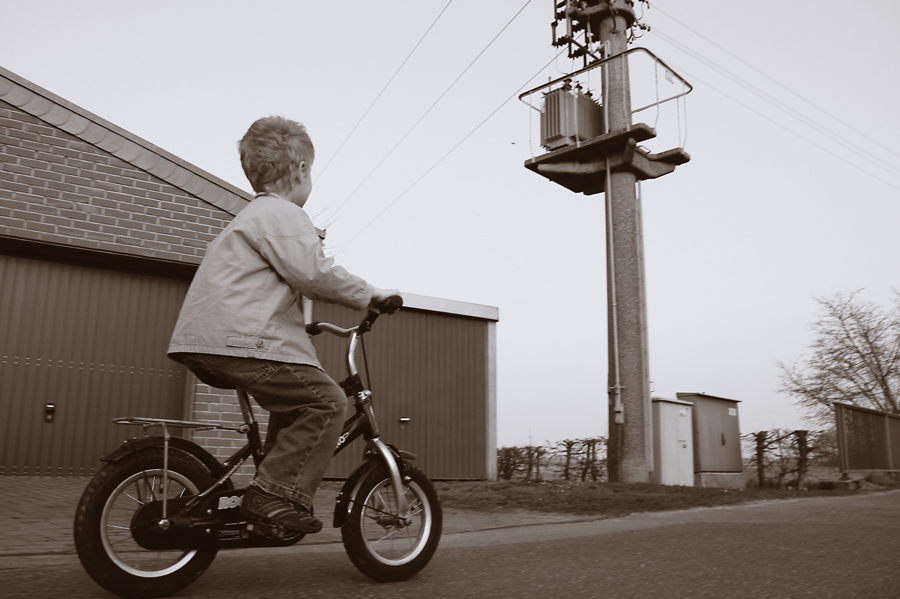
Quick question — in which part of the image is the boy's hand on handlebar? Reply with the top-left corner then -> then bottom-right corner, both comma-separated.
359,289 -> 402,332
369,288 -> 401,313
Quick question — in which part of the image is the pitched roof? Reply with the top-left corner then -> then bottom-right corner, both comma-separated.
0,66 -> 250,216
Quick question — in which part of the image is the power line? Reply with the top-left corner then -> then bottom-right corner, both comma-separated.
652,27 -> 900,182
321,0 -> 533,225
336,49 -> 565,252
655,55 -> 900,194
314,0 -> 454,185
652,5 -> 900,163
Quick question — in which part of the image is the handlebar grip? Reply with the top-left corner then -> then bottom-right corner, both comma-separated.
359,295 -> 404,333
377,294 -> 404,315
305,322 -> 323,336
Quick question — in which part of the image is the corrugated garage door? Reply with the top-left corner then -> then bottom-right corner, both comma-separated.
0,254 -> 189,476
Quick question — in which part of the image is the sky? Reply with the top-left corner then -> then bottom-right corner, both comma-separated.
3,1 -> 899,447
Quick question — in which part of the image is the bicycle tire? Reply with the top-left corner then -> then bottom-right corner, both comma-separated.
341,463 -> 442,582
74,447 -> 219,598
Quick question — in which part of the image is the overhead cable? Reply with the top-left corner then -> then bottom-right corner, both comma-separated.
314,0 -> 454,185
322,0 -> 533,225
653,5 -> 900,163
657,57 -> 900,194
337,49 -> 565,251
653,28 -> 900,181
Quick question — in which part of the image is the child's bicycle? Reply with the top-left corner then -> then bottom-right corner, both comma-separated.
73,296 -> 442,599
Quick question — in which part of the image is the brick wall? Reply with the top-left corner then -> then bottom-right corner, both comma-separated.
0,99 -> 233,264
192,385 -> 271,485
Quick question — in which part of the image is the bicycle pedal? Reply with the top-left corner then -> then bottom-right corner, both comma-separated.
243,520 -> 286,541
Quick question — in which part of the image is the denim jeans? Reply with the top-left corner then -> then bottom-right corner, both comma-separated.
178,353 -> 347,510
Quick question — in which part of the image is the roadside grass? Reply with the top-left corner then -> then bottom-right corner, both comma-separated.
434,476 -> 900,519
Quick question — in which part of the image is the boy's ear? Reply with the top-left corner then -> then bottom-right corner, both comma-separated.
296,161 -> 311,182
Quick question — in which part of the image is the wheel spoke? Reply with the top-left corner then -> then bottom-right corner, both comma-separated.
122,491 -> 145,506
372,489 -> 389,511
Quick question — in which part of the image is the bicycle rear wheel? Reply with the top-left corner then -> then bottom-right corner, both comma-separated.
341,463 -> 442,582
74,447 -> 218,598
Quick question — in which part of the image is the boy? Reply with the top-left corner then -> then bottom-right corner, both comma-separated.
168,116 -> 396,538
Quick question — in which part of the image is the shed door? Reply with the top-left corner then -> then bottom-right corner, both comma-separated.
693,400 -> 742,473
1,254 -> 189,476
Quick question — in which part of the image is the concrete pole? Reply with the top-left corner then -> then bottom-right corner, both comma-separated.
594,1 -> 652,483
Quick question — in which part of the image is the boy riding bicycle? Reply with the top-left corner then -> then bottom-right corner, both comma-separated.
168,116 -> 397,538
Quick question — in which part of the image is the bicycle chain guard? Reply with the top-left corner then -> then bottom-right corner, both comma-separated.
129,487 -> 305,550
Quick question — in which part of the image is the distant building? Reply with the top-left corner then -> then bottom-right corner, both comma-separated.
0,66 -> 497,480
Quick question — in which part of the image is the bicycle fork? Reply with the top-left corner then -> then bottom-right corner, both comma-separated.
346,389 -> 412,524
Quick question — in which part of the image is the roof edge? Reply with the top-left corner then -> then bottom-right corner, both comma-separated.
651,396 -> 695,406
402,292 -> 499,321
676,392 -> 741,404
0,65 -> 251,216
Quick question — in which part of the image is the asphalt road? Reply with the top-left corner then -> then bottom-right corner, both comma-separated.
3,491 -> 898,599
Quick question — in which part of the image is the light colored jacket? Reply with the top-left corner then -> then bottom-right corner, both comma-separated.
168,194 -> 373,369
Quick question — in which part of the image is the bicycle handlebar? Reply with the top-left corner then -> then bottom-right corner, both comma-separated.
305,294 -> 403,337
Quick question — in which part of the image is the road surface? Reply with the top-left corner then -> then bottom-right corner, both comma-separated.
2,491 -> 897,598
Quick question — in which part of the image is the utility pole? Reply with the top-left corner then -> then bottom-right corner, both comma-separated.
520,1 -> 691,483
594,0 -> 651,483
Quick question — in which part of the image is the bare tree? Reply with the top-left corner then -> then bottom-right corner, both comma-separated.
768,429 -> 796,488
745,427 -> 840,488
554,439 -> 580,481
794,430 -> 809,490
523,445 -> 547,481
778,290 -> 900,425
497,447 -> 524,480
579,437 -> 607,482
806,428 -> 839,468
748,431 -> 768,488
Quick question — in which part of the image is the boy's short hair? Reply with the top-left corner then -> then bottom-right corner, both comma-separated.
239,116 -> 315,194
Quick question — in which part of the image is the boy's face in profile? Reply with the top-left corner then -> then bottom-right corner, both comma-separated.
285,161 -> 313,208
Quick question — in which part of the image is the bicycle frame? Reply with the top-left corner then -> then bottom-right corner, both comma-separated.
111,314 -> 410,528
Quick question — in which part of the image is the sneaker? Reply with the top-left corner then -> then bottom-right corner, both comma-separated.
242,485 -> 322,539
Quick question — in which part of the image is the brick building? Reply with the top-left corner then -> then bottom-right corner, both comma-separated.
0,66 -> 498,481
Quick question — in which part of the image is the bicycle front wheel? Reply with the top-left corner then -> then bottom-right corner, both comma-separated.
74,447 -> 218,598
341,463 -> 442,582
